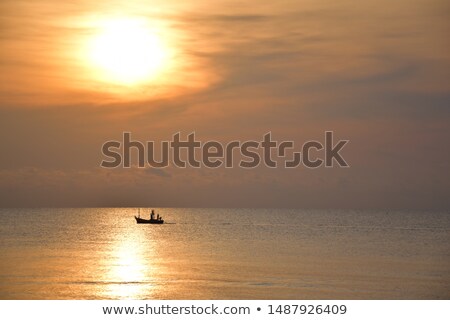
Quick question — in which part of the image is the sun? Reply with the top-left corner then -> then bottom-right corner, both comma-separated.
87,18 -> 168,86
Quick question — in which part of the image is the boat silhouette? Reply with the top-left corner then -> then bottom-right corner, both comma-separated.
135,208 -> 164,224
134,216 -> 164,224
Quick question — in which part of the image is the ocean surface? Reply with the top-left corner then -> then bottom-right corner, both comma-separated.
0,208 -> 449,299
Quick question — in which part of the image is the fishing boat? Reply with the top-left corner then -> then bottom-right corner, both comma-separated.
135,208 -> 164,224
135,216 -> 164,224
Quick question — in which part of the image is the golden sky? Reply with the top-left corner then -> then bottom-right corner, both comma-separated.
0,0 -> 449,208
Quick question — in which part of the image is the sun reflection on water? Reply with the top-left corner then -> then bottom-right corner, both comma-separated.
102,227 -> 163,299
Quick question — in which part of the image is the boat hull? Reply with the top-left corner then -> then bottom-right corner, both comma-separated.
135,216 -> 164,224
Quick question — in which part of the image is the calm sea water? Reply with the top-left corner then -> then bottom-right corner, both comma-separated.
0,208 -> 449,299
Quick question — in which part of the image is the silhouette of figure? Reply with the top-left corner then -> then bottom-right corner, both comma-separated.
151,209 -> 155,220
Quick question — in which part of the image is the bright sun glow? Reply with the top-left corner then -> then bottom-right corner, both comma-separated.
88,18 -> 168,86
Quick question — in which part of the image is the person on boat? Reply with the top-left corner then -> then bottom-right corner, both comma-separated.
157,213 -> 160,220
150,209 -> 155,220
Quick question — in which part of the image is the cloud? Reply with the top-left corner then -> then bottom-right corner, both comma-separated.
0,0 -> 449,208
145,167 -> 171,178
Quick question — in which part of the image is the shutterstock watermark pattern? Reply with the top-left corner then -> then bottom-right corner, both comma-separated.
101,132 -> 349,169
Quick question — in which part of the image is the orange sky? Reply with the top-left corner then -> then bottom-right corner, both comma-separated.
0,0 -> 449,208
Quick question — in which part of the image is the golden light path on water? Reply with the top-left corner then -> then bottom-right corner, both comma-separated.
101,224 -> 164,299
106,241 -> 148,299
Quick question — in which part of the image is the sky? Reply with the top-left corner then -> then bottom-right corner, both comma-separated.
0,0 -> 449,209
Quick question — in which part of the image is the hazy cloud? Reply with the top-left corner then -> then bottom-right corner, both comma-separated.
0,0 -> 449,208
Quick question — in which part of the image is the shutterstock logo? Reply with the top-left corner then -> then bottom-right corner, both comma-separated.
100,132 -> 349,169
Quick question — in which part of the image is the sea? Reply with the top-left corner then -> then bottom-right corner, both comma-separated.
0,208 -> 449,299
